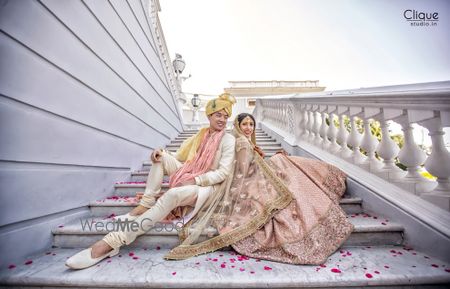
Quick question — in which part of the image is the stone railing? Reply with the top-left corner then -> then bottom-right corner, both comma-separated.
253,82 -> 450,211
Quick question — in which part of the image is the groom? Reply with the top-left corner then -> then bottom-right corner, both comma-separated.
66,93 -> 236,269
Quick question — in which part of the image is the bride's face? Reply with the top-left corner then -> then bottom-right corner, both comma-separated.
239,116 -> 255,138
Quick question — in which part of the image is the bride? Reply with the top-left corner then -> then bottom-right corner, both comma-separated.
165,113 -> 353,265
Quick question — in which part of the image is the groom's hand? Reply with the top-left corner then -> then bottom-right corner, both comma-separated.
151,149 -> 163,163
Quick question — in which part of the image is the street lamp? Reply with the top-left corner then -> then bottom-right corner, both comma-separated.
172,53 -> 185,76
191,94 -> 201,123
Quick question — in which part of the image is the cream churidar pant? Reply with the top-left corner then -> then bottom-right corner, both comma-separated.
103,152 -> 209,249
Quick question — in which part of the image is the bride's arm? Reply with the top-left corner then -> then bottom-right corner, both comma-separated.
235,138 -> 252,177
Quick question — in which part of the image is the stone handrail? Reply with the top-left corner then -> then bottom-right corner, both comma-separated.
253,82 -> 450,212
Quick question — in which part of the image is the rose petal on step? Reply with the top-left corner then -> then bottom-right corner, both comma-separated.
445,268 -> 450,273
45,252 -> 52,255
381,222 -> 387,225
128,252 -> 135,257
156,246 -> 161,250
195,262 -> 200,265
384,265 -> 390,269
431,264 -> 439,268
58,225 -> 64,228
374,270 -> 380,274
212,258 -> 218,262
331,268 -> 341,273
8,264 -> 16,269
133,256 -> 139,260
365,273 -> 373,278
264,266 -> 272,271
320,264 -> 327,268
24,260 -> 33,265
172,272 -> 176,275
239,268 -> 245,271
220,264 -> 226,268
250,271 -> 255,274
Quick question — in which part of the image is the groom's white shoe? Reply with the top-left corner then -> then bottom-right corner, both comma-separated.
65,247 -> 119,269
114,213 -> 138,222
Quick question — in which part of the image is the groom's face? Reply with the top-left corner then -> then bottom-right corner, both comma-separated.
208,109 -> 229,132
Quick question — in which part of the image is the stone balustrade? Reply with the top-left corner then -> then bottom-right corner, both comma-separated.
253,82 -> 450,210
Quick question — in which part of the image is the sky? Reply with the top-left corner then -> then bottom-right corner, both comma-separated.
158,0 -> 450,96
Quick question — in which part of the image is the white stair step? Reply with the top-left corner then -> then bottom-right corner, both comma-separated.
165,144 -> 282,149
1,247 -> 449,288
89,197 -> 363,216
52,213 -> 404,249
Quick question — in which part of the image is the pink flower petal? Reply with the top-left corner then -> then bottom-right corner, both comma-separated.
133,256 -> 139,260
331,268 -> 341,273
365,273 -> 373,278
24,260 -> 33,265
172,272 -> 176,275
431,264 -> 439,268
156,246 -> 161,250
445,268 -> 450,273
320,264 -> 327,268
374,271 -> 380,274
264,266 -> 272,271
128,252 -> 135,257
45,252 -> 52,255
250,271 -> 255,274
239,268 -> 245,271
8,264 -> 16,269
212,258 -> 218,262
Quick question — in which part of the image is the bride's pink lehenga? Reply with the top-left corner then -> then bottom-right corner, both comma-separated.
165,121 -> 353,265
231,153 -> 353,264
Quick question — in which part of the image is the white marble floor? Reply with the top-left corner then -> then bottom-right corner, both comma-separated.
1,246 -> 449,288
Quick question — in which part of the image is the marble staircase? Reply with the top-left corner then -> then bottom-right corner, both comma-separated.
1,129 -> 449,288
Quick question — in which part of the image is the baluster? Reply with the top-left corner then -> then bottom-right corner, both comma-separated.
337,113 -> 352,159
313,109 -> 322,145
294,103 -> 305,143
360,118 -> 383,172
375,119 -> 406,180
420,113 -> 450,210
396,121 -> 435,195
347,116 -> 366,164
327,112 -> 340,153
319,108 -> 331,149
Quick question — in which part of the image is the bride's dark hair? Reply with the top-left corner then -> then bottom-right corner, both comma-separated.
237,113 -> 256,126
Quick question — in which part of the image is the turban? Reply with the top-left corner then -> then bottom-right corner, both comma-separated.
205,93 -> 236,116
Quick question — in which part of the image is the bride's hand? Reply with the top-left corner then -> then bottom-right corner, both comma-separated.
254,146 -> 265,158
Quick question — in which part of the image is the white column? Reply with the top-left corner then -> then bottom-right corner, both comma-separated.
319,108 -> 331,149
360,118 -> 383,172
337,113 -> 352,159
313,108 -> 322,145
347,116 -> 366,164
327,112 -> 340,153
375,119 -> 406,180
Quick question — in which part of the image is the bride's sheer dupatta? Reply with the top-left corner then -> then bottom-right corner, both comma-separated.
165,118 -> 294,260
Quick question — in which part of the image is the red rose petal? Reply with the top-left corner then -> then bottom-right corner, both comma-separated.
172,272 -> 176,275
220,264 -> 226,268
264,266 -> 272,271
320,264 -> 327,268
381,222 -> 387,225
195,262 -> 200,265
431,264 -> 439,268
250,271 -> 255,274
156,246 -> 161,250
24,260 -> 33,265
331,268 -> 341,273
132,256 -> 139,260
365,273 -> 373,278
239,268 -> 245,271
445,268 -> 450,273
45,252 -> 52,255
384,265 -> 390,269
128,252 -> 135,257
374,270 -> 380,274
8,264 -> 16,269
212,258 -> 218,262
